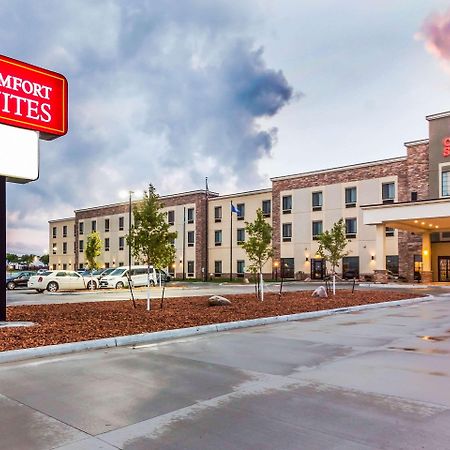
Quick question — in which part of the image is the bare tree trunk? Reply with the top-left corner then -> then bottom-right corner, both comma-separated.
160,280 -> 166,309
128,273 -> 136,309
278,272 -> 284,300
146,264 -> 151,311
260,271 -> 264,302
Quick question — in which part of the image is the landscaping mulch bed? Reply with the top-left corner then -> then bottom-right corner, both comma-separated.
1,290 -> 424,352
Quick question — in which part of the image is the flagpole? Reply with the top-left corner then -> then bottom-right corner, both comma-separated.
230,200 -> 233,281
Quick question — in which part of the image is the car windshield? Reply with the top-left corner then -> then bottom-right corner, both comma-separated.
92,269 -> 104,276
109,268 -> 127,276
102,268 -> 115,276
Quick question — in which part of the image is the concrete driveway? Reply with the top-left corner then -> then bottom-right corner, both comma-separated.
1,294 -> 450,449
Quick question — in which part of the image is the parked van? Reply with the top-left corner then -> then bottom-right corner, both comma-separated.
99,265 -> 157,289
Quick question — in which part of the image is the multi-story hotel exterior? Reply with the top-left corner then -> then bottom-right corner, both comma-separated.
49,111 -> 450,283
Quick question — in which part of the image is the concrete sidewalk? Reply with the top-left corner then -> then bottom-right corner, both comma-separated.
1,295 -> 450,449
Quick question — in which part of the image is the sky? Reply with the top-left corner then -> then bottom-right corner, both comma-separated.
3,0 -> 450,255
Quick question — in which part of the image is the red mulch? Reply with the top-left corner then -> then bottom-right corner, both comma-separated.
1,290 -> 424,352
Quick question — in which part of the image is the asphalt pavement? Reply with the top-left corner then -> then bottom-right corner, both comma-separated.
5,280 -> 431,306
1,293 -> 450,449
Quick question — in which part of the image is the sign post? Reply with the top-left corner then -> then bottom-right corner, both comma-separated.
0,55 -> 68,321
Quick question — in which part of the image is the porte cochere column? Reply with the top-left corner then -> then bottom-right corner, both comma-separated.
421,231 -> 433,284
373,224 -> 388,283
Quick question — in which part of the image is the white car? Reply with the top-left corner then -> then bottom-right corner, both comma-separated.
99,266 -> 157,289
28,270 -> 98,293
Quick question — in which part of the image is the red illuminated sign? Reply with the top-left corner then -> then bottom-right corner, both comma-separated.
0,55 -> 67,140
443,137 -> 450,157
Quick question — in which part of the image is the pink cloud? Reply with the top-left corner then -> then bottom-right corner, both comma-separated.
418,9 -> 450,61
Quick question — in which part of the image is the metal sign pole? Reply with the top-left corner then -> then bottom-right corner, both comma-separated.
0,176 -> 6,321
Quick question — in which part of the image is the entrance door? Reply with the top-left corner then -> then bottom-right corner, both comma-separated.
311,258 -> 325,280
438,256 -> 450,282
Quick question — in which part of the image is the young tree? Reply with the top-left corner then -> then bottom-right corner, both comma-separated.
127,184 -> 177,310
241,208 -> 274,301
316,219 -> 349,295
85,231 -> 102,270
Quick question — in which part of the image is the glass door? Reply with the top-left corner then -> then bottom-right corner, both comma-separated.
311,258 -> 325,280
438,256 -> 450,282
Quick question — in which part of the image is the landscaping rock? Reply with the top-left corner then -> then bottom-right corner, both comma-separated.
312,286 -> 328,298
209,295 -> 232,306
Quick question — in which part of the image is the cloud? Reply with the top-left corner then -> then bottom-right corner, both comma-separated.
2,0 -> 295,254
417,9 -> 450,71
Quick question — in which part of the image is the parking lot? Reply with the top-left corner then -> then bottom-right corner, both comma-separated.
5,281 -> 364,306
1,294 -> 450,449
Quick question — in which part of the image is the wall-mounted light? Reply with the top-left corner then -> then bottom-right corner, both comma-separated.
423,250 -> 429,256
305,257 -> 309,262
371,255 -> 375,261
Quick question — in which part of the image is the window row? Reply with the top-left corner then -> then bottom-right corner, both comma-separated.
167,208 -> 195,226
281,182 -> 396,214
281,220 -> 396,241
214,200 -> 271,222
214,260 -> 246,276
214,229 -> 246,246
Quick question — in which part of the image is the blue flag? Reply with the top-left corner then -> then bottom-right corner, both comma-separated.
231,203 -> 240,214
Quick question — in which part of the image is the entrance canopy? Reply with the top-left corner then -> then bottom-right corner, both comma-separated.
362,198 -> 450,233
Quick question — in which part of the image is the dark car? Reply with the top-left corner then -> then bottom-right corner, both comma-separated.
6,271 -> 34,290
156,269 -> 171,283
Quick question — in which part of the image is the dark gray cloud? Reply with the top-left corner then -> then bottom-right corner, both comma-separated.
2,0 -> 294,253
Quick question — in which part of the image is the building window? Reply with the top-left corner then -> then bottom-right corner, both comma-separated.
386,255 -> 399,275
382,182 -> 395,203
52,264 -> 57,270
262,200 -> 271,217
105,262 -> 110,268
63,242 -> 67,255
52,245 -> 57,255
168,210 -> 175,225
79,240 -> 84,253
119,262 -> 124,267
105,238 -> 110,251
345,187 -> 357,207
79,222 -> 84,235
237,260 -> 245,277
312,220 -> 323,240
345,218 -> 357,238
187,231 -> 195,247
91,220 -> 96,232
342,256 -> 359,278
119,216 -> 124,231
105,218 -> 110,232
79,263 -> 83,270
237,203 -> 245,220
312,191 -> 323,211
52,226 -> 57,238
411,191 -> 418,202
119,237 -> 124,251
282,195 -> 292,214
187,208 -> 194,224
62,225 -> 67,238
385,227 -> 395,237
214,261 -> 222,277
282,223 -> 292,242
63,263 -> 67,270
237,228 -> 245,244
187,260 -> 194,277
442,166 -> 450,197
214,230 -> 222,246
214,206 -> 222,222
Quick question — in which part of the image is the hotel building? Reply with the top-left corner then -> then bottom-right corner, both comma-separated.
49,111 -> 450,283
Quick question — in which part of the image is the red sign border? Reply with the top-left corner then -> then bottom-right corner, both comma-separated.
0,54 -> 68,139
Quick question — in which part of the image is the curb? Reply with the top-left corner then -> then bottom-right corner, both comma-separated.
0,295 -> 431,364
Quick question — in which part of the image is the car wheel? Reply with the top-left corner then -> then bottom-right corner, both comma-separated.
47,281 -> 59,292
36,289 -> 44,293
6,281 -> 16,290
87,280 -> 97,290
116,281 -> 124,289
